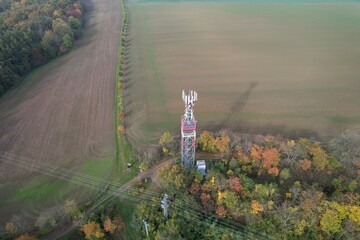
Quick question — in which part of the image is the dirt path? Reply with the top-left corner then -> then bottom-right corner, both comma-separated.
44,157 -> 175,239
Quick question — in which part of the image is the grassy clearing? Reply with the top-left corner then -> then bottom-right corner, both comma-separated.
82,156 -> 114,178
112,198 -> 139,239
7,155 -> 115,213
9,175 -> 92,213
12,181 -> 63,202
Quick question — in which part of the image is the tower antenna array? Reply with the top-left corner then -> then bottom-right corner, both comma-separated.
181,90 -> 198,167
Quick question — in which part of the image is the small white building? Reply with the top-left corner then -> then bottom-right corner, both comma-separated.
196,160 -> 206,176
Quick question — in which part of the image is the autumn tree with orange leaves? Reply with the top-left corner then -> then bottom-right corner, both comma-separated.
103,217 -> 117,234
135,130 -> 360,239
261,148 -> 280,176
117,125 -> 125,134
81,221 -> 104,240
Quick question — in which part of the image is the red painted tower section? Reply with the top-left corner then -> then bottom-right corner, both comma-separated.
181,90 -> 198,167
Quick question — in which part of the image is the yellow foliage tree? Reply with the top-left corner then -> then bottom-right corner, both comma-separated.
159,131 -> 172,145
82,221 -> 104,240
215,132 -> 230,156
5,222 -> 16,234
157,163 -> 185,189
198,131 -> 217,153
15,234 -> 37,240
159,131 -> 172,153
210,176 -> 215,187
217,191 -> 223,202
320,201 -> 360,234
251,200 -> 264,215
309,142 -> 329,171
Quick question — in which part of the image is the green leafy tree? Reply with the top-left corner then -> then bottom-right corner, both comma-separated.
220,190 -> 239,210
157,163 -> 186,191
67,16 -> 81,39
64,199 -> 81,219
61,34 -> 74,52
309,142 -> 329,171
52,18 -> 73,44
35,213 -> 57,234
198,131 -> 217,153
159,131 -> 172,153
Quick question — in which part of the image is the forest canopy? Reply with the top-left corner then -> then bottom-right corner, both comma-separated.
0,0 -> 85,96
136,131 -> 360,239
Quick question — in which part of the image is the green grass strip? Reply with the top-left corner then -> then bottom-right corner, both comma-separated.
114,0 -> 137,177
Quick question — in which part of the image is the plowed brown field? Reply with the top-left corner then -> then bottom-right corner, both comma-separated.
0,0 -> 121,223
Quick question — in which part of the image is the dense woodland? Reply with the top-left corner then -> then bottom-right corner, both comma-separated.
0,0 -> 85,96
136,130 -> 360,239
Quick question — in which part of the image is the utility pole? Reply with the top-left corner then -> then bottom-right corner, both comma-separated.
143,220 -> 149,237
161,194 -> 169,219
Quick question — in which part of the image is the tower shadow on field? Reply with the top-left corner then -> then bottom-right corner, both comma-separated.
203,80 -> 320,140
207,81 -> 258,132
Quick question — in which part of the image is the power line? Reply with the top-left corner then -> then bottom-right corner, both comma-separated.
0,151 -> 272,239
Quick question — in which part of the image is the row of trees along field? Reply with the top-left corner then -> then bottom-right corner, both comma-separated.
136,130 -> 360,239
0,0 -> 84,96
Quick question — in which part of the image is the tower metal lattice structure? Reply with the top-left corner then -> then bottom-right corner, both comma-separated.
181,90 -> 198,168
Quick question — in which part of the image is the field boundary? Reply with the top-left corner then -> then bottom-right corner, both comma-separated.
114,0 -> 136,175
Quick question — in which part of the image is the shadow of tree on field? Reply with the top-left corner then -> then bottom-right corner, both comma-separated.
125,100 -> 132,107
74,0 -> 97,48
124,70 -> 132,77
125,38 -> 133,44
123,81 -> 135,90
124,51 -> 130,57
203,120 -> 320,142
122,77 -> 131,84
202,79 -> 321,140
125,110 -> 133,118
122,63 -> 131,70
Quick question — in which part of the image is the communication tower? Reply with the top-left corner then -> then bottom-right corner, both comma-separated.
181,90 -> 198,167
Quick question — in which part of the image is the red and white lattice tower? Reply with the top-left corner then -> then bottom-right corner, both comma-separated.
181,90 -> 198,168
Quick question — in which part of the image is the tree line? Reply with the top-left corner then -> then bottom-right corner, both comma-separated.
0,0 -> 85,96
136,130 -> 360,239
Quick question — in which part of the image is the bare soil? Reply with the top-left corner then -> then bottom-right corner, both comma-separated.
0,0 -> 121,224
0,0 -> 120,179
